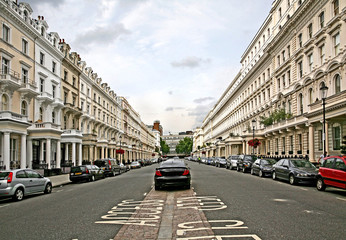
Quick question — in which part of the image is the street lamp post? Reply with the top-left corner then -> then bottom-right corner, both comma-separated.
252,119 -> 256,155
320,84 -> 328,157
119,136 -> 122,164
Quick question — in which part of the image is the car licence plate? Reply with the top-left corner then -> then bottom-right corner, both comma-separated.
75,172 -> 82,175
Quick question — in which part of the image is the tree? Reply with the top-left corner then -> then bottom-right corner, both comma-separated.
341,136 -> 346,155
175,137 -> 193,155
160,138 -> 170,154
260,108 -> 292,127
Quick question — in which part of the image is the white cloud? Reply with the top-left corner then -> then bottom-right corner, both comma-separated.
171,56 -> 211,68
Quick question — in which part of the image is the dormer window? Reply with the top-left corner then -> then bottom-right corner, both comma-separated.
23,11 -> 28,22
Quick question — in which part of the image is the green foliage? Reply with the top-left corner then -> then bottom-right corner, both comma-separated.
176,137 -> 193,154
160,138 -> 170,154
155,146 -> 160,153
260,108 -> 292,127
341,136 -> 346,154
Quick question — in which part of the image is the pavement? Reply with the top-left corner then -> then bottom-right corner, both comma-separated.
48,174 -> 71,188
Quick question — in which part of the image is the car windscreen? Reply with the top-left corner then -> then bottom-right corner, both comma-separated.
291,160 -> 315,169
94,161 -> 106,167
160,160 -> 185,168
263,159 -> 276,165
71,166 -> 86,173
0,172 -> 10,180
244,156 -> 256,162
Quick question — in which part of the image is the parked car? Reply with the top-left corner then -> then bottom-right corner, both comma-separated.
316,156 -> 346,191
0,169 -> 52,201
154,159 -> 191,190
216,158 -> 227,168
251,158 -> 277,177
237,155 -> 257,173
272,159 -> 317,185
70,165 -> 105,182
226,155 -> 239,170
94,159 -> 121,177
130,161 -> 141,169
119,163 -> 127,173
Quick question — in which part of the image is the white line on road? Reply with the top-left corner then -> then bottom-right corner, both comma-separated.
144,192 -> 147,196
336,197 -> 346,202
0,204 -> 9,208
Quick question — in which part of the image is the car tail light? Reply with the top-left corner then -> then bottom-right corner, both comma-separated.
155,170 -> 162,176
7,172 -> 13,183
182,169 -> 190,176
108,160 -> 112,170
85,169 -> 89,174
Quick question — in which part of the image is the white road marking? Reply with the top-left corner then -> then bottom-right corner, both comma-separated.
0,204 -> 9,208
143,192 -> 147,196
336,197 -> 346,202
273,199 -> 289,202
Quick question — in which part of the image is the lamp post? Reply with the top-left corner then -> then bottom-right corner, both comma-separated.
119,136 -> 122,164
320,84 -> 328,157
252,119 -> 256,155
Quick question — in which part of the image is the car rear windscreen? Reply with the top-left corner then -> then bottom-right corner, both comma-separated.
0,172 -> 10,180
71,167 -> 86,173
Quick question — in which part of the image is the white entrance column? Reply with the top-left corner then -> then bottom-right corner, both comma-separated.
27,138 -> 32,169
72,142 -> 76,166
20,134 -> 27,169
46,138 -> 51,169
308,125 -> 314,162
40,140 -> 44,164
56,140 -> 61,168
3,132 -> 10,170
78,143 -> 82,165
65,143 -> 69,164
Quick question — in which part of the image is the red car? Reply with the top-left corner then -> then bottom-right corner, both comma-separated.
316,156 -> 346,191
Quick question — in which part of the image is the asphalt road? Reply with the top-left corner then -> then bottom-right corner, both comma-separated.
0,160 -> 345,240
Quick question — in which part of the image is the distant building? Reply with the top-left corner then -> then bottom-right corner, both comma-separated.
162,131 -> 193,156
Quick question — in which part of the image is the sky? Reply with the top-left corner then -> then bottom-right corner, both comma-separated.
24,0 -> 273,134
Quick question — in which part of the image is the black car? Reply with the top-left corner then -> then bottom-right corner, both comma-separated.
236,155 -> 257,173
272,159 -> 317,185
70,165 -> 105,182
251,158 -> 277,177
154,159 -> 191,190
94,159 -> 121,177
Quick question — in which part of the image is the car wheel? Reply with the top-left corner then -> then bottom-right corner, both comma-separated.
289,174 -> 296,185
242,167 -> 246,173
13,188 -> 24,201
250,168 -> 254,175
259,170 -> 263,178
272,171 -> 277,180
91,175 -> 95,181
112,171 -> 116,177
316,178 -> 326,191
236,166 -> 240,172
44,183 -> 52,194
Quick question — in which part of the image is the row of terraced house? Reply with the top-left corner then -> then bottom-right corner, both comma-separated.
0,0 -> 158,171
193,0 -> 346,162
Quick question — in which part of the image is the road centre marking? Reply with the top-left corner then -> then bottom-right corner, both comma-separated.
177,196 -> 227,211
176,234 -> 262,240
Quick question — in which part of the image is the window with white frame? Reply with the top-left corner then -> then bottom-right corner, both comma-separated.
307,23 -> 313,39
298,33 -> 302,48
39,52 -> 45,65
298,93 -> 303,115
21,101 -> 27,115
39,107 -> 43,121
52,112 -> 55,123
332,124 -> 341,150
52,61 -> 56,73
40,78 -> 44,93
319,44 -> 325,65
308,88 -> 313,104
22,39 -> 28,54
298,61 -> 303,78
308,53 -> 313,72
334,74 -> 341,94
333,32 -> 340,55
52,85 -> 56,98
1,57 -> 10,74
333,0 -> 339,16
2,24 -> 10,42
22,68 -> 28,84
319,12 -> 324,28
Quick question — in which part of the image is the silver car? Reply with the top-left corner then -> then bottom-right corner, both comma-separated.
0,169 -> 52,201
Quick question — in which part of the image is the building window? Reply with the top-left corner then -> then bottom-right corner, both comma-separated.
40,78 -> 44,93
64,92 -> 67,104
1,57 -> 10,74
333,32 -> 340,55
288,100 -> 292,114
298,61 -> 303,78
298,93 -> 303,115
81,101 -> 84,111
52,85 -> 56,98
2,94 -> 9,110
282,50 -> 285,62
64,116 -> 67,129
319,44 -> 325,65
297,134 -> 302,152
332,124 -> 341,150
287,70 -> 291,85
319,12 -> 324,28
72,96 -> 76,106
287,45 -> 291,58
298,33 -> 302,48
333,0 -> 339,16
81,83 -> 84,92
290,135 -> 293,151
318,130 -> 323,151
21,101 -> 27,115
39,52 -> 45,65
282,137 -> 286,153
308,54 -> 313,72
52,61 -> 56,73
277,55 -> 281,67
72,77 -> 76,87
334,74 -> 341,94
308,88 -> 313,104
87,88 -> 90,97
2,24 -> 10,42
63,70 -> 68,81
22,39 -> 28,54
52,112 -> 55,123
307,24 -> 313,39
22,68 -> 28,84
278,8 -> 282,18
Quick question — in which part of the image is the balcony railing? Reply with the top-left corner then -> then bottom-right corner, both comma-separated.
0,111 -> 28,122
33,122 -> 60,130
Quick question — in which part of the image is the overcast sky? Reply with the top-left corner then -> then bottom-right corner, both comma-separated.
24,0 -> 273,134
